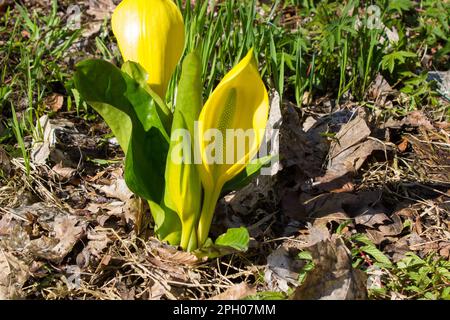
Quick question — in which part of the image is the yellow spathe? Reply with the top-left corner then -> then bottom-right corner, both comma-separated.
197,49 -> 269,246
112,0 -> 185,98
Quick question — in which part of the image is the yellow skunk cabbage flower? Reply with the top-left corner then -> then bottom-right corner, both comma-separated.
197,49 -> 269,246
112,0 -> 185,98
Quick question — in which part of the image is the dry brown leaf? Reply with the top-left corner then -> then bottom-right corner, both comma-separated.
0,249 -> 29,299
51,162 -> 77,180
123,197 -> 141,224
404,111 -> 434,129
329,116 -> 371,158
355,211 -> 390,228
397,137 -> 409,153
439,243 -> 450,258
384,236 -> 410,262
31,115 -> 76,166
94,201 -> 125,226
76,227 -> 112,268
44,93 -> 64,112
29,214 -> 86,264
83,0 -> 116,37
87,0 -> 115,20
264,239 -> 313,292
292,228 -> 367,300
265,246 -> 299,291
299,190 -> 384,220
148,239 -> 201,266
323,140 -> 384,182
378,213 -> 404,236
93,178 -> 133,202
316,116 -> 385,186
86,199 -> 138,227
280,104 -> 329,178
0,213 -> 15,236
149,281 -> 167,300
383,111 -> 434,130
365,229 -> 388,245
209,283 -> 256,300
226,174 -> 278,216
367,74 -> 395,106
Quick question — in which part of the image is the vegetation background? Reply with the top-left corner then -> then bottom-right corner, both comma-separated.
0,0 -> 449,300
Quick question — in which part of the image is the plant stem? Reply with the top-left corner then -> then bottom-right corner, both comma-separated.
180,217 -> 196,251
197,185 -> 221,247
187,229 -> 198,252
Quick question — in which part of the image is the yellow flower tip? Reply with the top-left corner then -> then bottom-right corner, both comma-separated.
198,48 -> 269,186
112,0 -> 185,98
196,49 -> 269,246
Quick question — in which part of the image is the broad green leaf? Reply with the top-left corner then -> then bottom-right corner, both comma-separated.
73,60 -> 133,153
123,125 -> 168,202
74,59 -> 169,204
222,155 -> 276,193
148,200 -> 181,245
195,227 -> 250,259
122,61 -> 172,132
122,61 -> 148,87
215,227 -> 250,251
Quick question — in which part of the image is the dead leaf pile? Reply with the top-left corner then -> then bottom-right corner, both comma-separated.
0,203 -> 87,298
263,226 -> 368,300
83,0 -> 116,37
31,115 -> 110,170
292,227 -> 367,300
315,115 -> 386,190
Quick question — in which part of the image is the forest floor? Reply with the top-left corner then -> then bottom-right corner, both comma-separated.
0,0 -> 449,300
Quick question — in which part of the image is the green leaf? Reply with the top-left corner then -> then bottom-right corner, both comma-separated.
148,200 -> 181,245
215,227 -> 250,251
121,61 -> 172,132
388,0 -> 414,13
360,245 -> 392,266
168,52 -> 203,137
222,155 -> 277,193
164,52 -> 203,250
195,227 -> 250,259
336,219 -> 353,234
352,233 -> 392,266
74,59 -> 169,204
381,51 -> 416,74
351,233 -> 372,245
441,286 -> 450,300
73,60 -> 133,153
298,261 -> 315,284
297,251 -> 313,260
